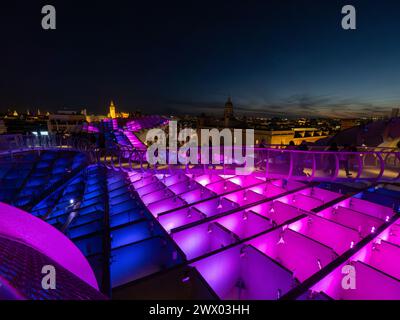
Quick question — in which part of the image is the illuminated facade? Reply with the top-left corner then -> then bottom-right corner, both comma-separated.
109,101 -> 116,119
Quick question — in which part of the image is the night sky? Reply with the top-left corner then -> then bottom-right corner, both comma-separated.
1,0 -> 400,118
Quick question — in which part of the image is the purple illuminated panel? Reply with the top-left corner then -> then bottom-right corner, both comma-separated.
365,241 -> 400,280
228,175 -> 264,187
223,189 -> 266,206
147,196 -> 187,217
290,193 -> 324,211
249,201 -> 305,226
193,197 -> 239,217
193,174 -> 223,186
191,245 -> 295,300
310,219 -> 400,300
172,222 -> 238,260
311,260 -> 400,300
318,206 -> 384,238
135,181 -> 165,197
289,215 -> 361,255
249,228 -> 337,282
205,180 -> 241,194
349,197 -> 395,220
124,130 -> 146,150
128,172 -> 148,183
179,188 -> 215,204
168,181 -> 198,195
156,174 -> 189,187
158,207 -> 205,232
380,223 -> 400,246
300,187 -> 342,203
141,189 -> 174,205
216,211 -> 272,239
132,175 -> 157,189
249,183 -> 286,198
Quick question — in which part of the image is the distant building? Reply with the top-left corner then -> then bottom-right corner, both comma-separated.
196,97 -> 331,145
3,116 -> 48,134
391,108 -> 399,118
224,96 -> 234,126
0,120 -> 6,134
340,119 -> 359,131
109,101 -> 117,119
86,114 -> 107,123
48,110 -> 86,133
107,101 -> 129,119
254,128 -> 329,146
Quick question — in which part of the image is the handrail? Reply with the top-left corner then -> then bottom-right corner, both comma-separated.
1,134 -> 399,182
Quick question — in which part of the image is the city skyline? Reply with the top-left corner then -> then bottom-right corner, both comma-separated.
2,0 -> 400,118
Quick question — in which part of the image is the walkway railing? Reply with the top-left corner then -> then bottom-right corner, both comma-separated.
1,134 -> 399,182
101,144 -> 400,182
0,134 -> 96,162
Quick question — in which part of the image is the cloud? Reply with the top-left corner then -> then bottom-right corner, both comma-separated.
164,94 -> 395,118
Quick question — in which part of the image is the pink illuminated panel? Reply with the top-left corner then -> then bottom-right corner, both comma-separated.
157,174 -> 189,187
216,211 -> 272,239
192,245 -> 295,300
310,219 -> 400,300
193,197 -> 239,217
141,189 -> 174,205
366,241 -> 400,280
179,188 -> 215,205
249,201 -> 305,226
147,197 -> 187,216
135,181 -> 165,197
348,197 -> 394,220
249,183 -> 286,198
228,175 -> 264,187
288,215 -> 361,255
318,206 -> 384,238
223,189 -> 266,206
311,260 -> 400,300
172,222 -> 238,260
193,174 -> 223,186
249,228 -> 337,282
158,207 -> 205,232
300,187 -> 342,204
205,180 -> 241,194
168,180 -> 199,195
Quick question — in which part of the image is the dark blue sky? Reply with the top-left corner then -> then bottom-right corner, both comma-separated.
1,0 -> 400,118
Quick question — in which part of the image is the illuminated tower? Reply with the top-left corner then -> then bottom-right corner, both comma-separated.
109,101 -> 116,119
224,97 -> 234,127
224,96 -> 233,119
